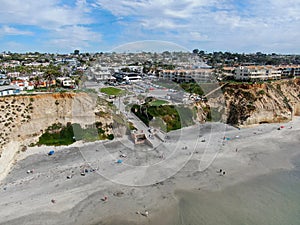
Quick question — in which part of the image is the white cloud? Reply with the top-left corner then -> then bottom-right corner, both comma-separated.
96,0 -> 300,53
47,26 -> 102,51
95,0 -> 240,35
111,40 -> 189,52
96,0 -> 202,29
140,19 -> 187,29
1,0 -> 300,53
0,25 -> 33,36
0,0 -> 92,28
252,0 -> 300,21
0,0 -> 103,52
189,32 -> 209,41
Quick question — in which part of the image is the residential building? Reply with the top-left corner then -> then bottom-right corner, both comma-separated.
113,72 -> 142,82
159,68 -> 214,83
11,80 -> 34,91
90,66 -> 116,82
35,80 -> 56,88
56,77 -> 75,88
234,66 -> 281,81
277,65 -> 300,78
0,85 -> 20,96
0,79 -> 10,86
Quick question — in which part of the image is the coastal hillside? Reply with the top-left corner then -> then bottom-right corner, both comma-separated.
1,79 -> 300,179
200,79 -> 300,126
0,92 -> 115,179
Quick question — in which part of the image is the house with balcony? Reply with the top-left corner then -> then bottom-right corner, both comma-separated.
234,66 -> 281,81
90,66 -> 116,82
277,65 -> 300,78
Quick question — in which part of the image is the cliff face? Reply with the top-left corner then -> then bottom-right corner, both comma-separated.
0,92 -> 114,179
204,79 -> 300,126
1,79 -> 300,179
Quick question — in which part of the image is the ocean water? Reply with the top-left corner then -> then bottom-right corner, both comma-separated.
175,155 -> 300,225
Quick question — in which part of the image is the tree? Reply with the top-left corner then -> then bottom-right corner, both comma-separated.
121,67 -> 131,73
193,49 -> 199,54
199,50 -> 205,56
74,50 -> 80,55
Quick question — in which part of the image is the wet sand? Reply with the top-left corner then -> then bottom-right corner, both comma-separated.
175,158 -> 300,225
0,118 -> 299,225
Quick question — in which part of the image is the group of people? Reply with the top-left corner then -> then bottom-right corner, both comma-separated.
218,169 -> 226,176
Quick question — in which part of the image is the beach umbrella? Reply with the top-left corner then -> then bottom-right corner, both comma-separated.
117,159 -> 123,164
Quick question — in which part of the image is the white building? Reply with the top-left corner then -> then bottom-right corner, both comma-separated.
56,77 -> 75,88
0,85 -> 20,96
113,72 -> 142,82
11,80 -> 34,91
90,66 -> 116,82
277,65 -> 300,78
159,68 -> 214,83
234,66 -> 281,81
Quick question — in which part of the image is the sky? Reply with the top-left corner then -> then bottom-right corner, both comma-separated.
0,0 -> 300,54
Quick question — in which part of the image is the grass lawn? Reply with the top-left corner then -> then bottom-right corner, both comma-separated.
100,87 -> 124,96
149,99 -> 169,106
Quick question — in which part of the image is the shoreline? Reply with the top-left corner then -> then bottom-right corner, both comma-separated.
0,118 -> 300,224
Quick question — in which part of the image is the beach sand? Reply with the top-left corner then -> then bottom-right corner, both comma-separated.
0,118 -> 299,225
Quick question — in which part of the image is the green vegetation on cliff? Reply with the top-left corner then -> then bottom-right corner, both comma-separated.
180,82 -> 204,95
131,97 -> 195,132
37,122 -> 75,146
37,122 -> 114,146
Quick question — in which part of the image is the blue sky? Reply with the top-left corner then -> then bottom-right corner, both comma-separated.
0,0 -> 300,53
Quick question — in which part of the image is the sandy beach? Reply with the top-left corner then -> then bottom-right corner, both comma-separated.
0,117 -> 300,225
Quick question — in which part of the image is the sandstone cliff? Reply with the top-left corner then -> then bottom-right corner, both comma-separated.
0,92 -> 115,179
1,79 -> 300,180
196,79 -> 300,126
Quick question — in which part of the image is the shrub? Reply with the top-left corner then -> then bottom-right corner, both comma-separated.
131,103 -> 194,132
241,90 -> 255,100
128,121 -> 137,131
107,134 -> 114,140
180,82 -> 204,95
257,90 -> 265,96
38,122 -> 115,146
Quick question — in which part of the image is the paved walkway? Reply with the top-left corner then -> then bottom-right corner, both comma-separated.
113,95 -> 164,148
